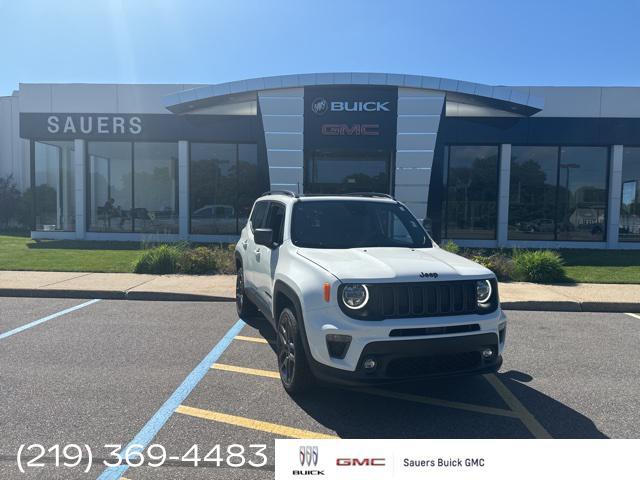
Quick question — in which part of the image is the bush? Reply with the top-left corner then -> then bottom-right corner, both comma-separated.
440,240 -> 460,254
512,249 -> 566,283
471,253 -> 515,281
133,244 -> 182,274
178,245 -> 235,275
133,243 -> 236,275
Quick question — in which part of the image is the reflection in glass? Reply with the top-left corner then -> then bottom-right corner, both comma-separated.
556,147 -> 608,241
620,147 -> 640,242
33,141 -> 75,231
133,143 -> 179,234
88,142 -> 133,232
189,143 -> 264,235
305,150 -> 390,194
190,144 -> 237,235
443,145 -> 499,239
509,147 -> 559,240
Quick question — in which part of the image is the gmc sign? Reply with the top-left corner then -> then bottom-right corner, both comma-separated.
336,458 -> 386,466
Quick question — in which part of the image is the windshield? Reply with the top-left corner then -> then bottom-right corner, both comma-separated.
291,200 -> 432,249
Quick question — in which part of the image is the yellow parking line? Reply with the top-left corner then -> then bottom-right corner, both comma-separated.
625,312 -> 640,320
359,387 -> 520,419
212,363 -> 280,379
176,405 -> 338,439
483,374 -> 552,439
235,335 -> 271,344
210,361 -> 519,419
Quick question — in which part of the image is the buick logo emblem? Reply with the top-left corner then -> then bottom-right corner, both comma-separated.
311,97 -> 328,115
299,446 -> 319,466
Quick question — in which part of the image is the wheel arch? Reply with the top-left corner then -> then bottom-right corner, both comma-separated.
273,280 -> 312,357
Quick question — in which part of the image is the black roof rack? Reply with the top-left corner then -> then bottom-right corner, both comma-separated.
260,190 -> 299,198
302,192 -> 395,199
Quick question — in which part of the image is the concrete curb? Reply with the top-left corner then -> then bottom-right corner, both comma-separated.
0,289 -> 235,303
0,288 -> 637,312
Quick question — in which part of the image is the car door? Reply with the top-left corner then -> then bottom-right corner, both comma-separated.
242,200 -> 269,290
253,202 -> 286,307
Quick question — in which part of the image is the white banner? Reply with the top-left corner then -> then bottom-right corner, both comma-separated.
275,439 -> 638,480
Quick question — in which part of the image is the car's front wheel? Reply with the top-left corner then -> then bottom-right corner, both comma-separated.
277,307 -> 313,394
236,265 -> 258,318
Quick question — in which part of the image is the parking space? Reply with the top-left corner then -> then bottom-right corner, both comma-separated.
0,297 -> 638,479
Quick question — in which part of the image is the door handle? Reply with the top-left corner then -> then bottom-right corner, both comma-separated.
242,240 -> 248,249
254,248 -> 261,259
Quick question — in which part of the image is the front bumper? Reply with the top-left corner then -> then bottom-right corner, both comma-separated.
307,333 -> 502,386
301,304 -> 507,381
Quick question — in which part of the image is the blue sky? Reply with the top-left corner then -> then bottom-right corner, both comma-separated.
1,0 -> 639,96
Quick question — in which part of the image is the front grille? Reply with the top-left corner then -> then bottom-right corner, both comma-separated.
386,351 -> 482,378
370,281 -> 478,320
389,324 -> 480,337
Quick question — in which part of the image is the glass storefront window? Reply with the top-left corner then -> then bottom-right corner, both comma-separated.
556,147 -> 608,241
88,142 -> 133,232
508,146 -> 608,242
88,142 -> 179,234
190,143 -> 264,235
620,147 -> 640,242
33,141 -> 75,231
304,149 -> 391,194
133,143 -> 179,234
509,147 -> 559,240
443,145 -> 499,239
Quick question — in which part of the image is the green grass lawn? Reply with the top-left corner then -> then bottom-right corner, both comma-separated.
559,249 -> 640,284
0,233 -> 144,273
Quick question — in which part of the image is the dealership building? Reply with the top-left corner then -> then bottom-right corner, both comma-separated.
1,72 -> 639,249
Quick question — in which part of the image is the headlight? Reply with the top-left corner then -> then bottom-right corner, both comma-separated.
476,280 -> 492,304
341,284 -> 369,309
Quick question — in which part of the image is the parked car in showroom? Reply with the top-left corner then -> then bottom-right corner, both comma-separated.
235,191 -> 507,394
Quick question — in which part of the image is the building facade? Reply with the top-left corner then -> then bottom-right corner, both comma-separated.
1,72 -> 639,249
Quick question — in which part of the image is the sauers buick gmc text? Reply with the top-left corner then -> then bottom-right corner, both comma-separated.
235,192 -> 507,394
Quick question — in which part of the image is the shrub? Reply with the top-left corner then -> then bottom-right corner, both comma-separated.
440,240 -> 460,254
471,253 -> 515,281
133,244 -> 182,274
178,245 -> 235,275
133,243 -> 236,275
512,249 -> 566,283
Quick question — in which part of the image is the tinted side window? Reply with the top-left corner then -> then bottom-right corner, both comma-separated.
249,201 -> 268,231
265,203 -> 286,246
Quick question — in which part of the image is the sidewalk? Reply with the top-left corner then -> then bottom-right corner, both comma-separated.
0,271 -> 638,312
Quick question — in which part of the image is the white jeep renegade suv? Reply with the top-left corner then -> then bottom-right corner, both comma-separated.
235,191 -> 507,394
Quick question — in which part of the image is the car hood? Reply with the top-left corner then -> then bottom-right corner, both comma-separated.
296,247 -> 493,282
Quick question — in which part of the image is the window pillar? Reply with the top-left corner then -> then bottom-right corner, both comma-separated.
178,140 -> 189,239
607,145 -> 623,247
497,144 -> 511,247
74,139 -> 86,239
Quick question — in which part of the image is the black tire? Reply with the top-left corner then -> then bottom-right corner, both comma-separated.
236,265 -> 258,318
276,307 -> 313,395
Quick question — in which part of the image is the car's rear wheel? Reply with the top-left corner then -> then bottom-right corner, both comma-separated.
236,265 -> 258,318
277,307 -> 313,394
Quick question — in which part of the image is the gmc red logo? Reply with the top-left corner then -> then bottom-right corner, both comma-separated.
336,458 -> 386,466
321,124 -> 380,136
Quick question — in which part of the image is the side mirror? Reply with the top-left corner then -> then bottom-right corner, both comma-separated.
254,228 -> 274,247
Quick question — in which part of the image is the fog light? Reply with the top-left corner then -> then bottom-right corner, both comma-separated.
363,358 -> 377,370
481,348 -> 494,359
326,334 -> 352,359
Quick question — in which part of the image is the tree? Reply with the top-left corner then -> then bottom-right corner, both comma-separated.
0,175 -> 21,228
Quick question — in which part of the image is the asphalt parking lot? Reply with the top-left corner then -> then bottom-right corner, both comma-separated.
1,297 -> 639,479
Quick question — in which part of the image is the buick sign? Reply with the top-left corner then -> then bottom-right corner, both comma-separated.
311,98 -> 390,115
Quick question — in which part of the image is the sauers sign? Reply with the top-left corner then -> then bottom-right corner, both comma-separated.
304,85 -> 398,149
18,113 -> 259,142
